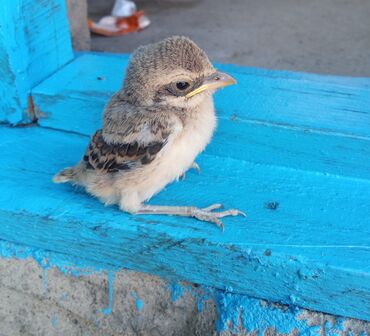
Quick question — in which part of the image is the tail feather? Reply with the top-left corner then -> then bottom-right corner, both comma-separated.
53,167 -> 76,183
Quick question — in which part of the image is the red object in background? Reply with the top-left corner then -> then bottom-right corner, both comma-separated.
88,10 -> 150,37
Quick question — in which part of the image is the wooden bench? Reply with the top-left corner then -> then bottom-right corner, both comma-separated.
1,0 -> 369,333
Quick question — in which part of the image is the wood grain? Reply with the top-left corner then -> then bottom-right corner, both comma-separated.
0,0 -> 73,123
0,126 -> 368,320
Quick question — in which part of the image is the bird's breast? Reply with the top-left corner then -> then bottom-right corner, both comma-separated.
138,99 -> 217,201
164,99 -> 216,173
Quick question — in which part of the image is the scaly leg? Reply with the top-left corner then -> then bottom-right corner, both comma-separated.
137,204 -> 246,230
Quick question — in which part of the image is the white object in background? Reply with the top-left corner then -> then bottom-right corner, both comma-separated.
112,0 -> 137,18
138,14 -> 151,30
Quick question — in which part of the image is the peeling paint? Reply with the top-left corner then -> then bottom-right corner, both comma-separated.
216,296 -> 370,335
211,287 -> 369,335
1,240 -> 369,335
297,310 -> 370,336
99,270 -> 114,315
297,310 -> 337,336
262,327 -> 299,336
135,298 -> 143,311
167,282 -> 213,313
50,316 -> 57,329
131,291 -> 143,311
168,282 -> 184,302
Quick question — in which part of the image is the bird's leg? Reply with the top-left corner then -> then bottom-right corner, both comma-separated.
179,162 -> 201,181
136,204 -> 246,230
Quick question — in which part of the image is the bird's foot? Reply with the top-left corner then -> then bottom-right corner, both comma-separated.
138,204 -> 246,231
192,204 -> 246,231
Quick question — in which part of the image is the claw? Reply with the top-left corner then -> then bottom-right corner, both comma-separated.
225,209 -> 247,217
210,208 -> 247,219
238,210 -> 247,217
191,162 -> 201,174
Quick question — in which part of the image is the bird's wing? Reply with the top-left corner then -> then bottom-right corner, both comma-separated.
83,128 -> 169,173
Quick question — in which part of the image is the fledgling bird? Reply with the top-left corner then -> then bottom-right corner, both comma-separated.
53,36 -> 245,229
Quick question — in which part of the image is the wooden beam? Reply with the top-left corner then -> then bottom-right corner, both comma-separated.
0,0 -> 73,123
33,53 -> 370,138
0,123 -> 369,320
2,51 -> 370,321
33,53 -> 370,181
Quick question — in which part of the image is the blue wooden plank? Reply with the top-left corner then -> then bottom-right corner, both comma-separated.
33,53 -> 370,137
0,125 -> 369,320
33,90 -> 370,181
0,0 -> 73,123
32,54 -> 370,181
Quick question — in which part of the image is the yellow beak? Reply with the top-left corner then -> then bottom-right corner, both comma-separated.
185,71 -> 236,99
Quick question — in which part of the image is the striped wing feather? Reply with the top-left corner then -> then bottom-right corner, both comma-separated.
83,130 -> 165,173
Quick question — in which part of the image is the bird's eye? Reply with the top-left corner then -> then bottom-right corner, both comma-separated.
176,81 -> 190,90
166,80 -> 193,96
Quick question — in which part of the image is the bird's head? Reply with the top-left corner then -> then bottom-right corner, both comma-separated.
120,36 -> 236,110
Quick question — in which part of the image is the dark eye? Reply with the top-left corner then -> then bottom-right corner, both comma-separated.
176,81 -> 190,90
166,81 -> 193,97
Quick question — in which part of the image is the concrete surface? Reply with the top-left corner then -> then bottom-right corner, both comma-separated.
87,0 -> 370,77
1,258 -> 369,336
0,258 -> 216,336
66,0 -> 91,50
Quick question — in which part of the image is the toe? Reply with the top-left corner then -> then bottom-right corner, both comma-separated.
238,210 -> 247,217
206,216 -> 224,230
202,203 -> 223,211
192,210 -> 224,230
229,209 -> 247,217
209,217 -> 224,230
214,209 -> 247,218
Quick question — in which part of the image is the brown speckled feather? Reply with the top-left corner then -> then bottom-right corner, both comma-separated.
83,130 -> 166,173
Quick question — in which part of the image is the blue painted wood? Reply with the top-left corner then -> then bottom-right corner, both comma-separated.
0,0 -> 73,123
33,53 -> 370,137
33,53 -> 370,181
0,125 -> 369,321
212,289 -> 370,334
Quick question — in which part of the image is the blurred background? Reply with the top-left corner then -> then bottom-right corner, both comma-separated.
70,0 -> 370,76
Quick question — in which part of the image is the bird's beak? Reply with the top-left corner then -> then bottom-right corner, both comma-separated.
185,71 -> 236,99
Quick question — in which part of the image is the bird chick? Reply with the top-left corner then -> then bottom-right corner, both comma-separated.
53,36 -> 245,229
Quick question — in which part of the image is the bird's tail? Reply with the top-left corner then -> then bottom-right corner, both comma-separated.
52,167 -> 77,183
